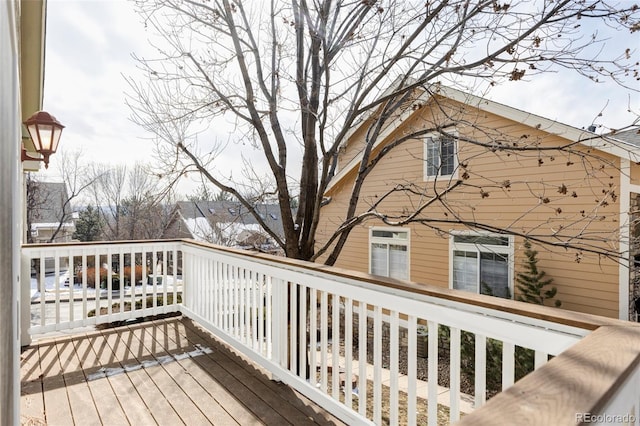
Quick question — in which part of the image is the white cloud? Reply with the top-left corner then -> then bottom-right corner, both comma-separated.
489,69 -> 638,131
43,0 -> 153,171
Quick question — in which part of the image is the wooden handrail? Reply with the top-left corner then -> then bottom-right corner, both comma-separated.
24,237 -> 634,330
30,239 -> 629,330
183,239 -> 640,424
182,239 -> 632,331
22,238 -> 184,249
457,325 -> 640,425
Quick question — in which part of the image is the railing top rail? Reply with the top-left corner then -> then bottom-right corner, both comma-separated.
182,239 -> 636,332
22,239 -> 184,250
21,238 -> 637,331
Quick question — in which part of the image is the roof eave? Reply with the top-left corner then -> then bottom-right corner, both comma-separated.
325,84 -> 640,194
20,0 -> 47,172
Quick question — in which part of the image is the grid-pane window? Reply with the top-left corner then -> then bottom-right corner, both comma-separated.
370,229 -> 409,280
440,137 -> 456,175
480,252 -> 509,298
371,243 -> 388,276
426,138 -> 440,176
389,244 -> 408,278
452,250 -> 477,293
451,233 -> 512,299
425,135 -> 456,177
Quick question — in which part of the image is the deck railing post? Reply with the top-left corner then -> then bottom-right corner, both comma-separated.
181,245 -> 189,312
271,278 -> 288,373
20,251 -> 32,346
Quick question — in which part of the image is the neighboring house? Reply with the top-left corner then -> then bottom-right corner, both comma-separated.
28,181 -> 76,243
164,200 -> 286,254
316,84 -> 640,320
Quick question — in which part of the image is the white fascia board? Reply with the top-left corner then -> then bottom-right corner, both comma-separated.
337,76 -> 419,151
31,222 -> 74,229
435,85 -> 640,161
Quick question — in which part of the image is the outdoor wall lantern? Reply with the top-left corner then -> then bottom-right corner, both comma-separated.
21,111 -> 64,169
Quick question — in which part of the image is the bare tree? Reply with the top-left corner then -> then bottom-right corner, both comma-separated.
26,150 -> 97,243
47,150 -> 98,243
25,173 -> 44,244
127,0 -> 639,263
90,163 -> 178,240
187,182 -> 217,202
90,164 -> 127,240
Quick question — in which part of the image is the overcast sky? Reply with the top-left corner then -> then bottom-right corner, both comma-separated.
40,0 -> 639,195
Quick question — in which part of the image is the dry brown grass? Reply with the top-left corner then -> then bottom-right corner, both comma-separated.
319,371 -> 451,425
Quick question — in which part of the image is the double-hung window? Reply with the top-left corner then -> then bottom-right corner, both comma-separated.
369,228 -> 409,280
425,134 -> 457,179
450,233 -> 513,299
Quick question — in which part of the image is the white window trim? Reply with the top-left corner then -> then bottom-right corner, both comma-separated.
369,227 -> 411,280
448,230 -> 514,299
423,129 -> 459,181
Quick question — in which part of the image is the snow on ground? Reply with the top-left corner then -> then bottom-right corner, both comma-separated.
30,271 -> 182,300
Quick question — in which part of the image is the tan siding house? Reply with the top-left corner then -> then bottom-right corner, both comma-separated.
316,85 -> 640,320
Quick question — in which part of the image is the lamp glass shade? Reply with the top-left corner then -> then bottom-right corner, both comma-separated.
24,111 -> 64,156
26,123 -> 43,152
27,123 -> 62,155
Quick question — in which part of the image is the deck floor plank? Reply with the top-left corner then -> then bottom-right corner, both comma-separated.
100,327 -> 185,426
105,372 -> 156,425
182,319 -> 343,425
85,330 -> 158,426
86,329 -> 158,426
164,359 -> 242,426
20,345 -> 46,425
129,320 -> 256,425
21,316 -> 343,426
168,324 -> 291,425
38,340 -> 74,426
56,336 -> 102,425
71,333 -> 130,425
118,325 -> 212,425
126,322 -> 241,425
177,320 -> 321,424
134,319 -> 291,425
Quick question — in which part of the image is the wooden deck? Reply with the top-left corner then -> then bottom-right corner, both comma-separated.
20,316 -> 343,425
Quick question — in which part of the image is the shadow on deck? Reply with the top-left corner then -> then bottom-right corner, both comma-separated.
20,316 -> 343,425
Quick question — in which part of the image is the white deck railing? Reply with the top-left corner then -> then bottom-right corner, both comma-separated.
21,239 -> 640,426
22,241 -> 182,336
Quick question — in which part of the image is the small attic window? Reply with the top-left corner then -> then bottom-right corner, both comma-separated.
258,213 -> 266,220
269,213 -> 278,220
228,208 -> 236,215
208,208 -> 215,214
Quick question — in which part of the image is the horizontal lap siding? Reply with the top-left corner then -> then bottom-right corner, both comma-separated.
332,226 -> 369,273
631,162 -> 640,186
317,98 -> 622,318
454,112 -> 620,318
